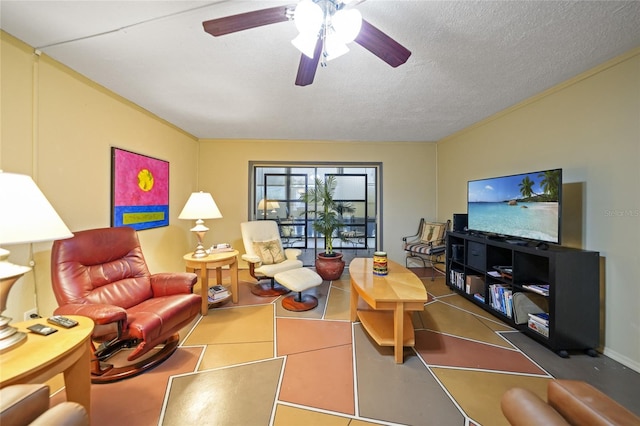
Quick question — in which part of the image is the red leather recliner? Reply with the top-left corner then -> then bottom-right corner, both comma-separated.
51,226 -> 201,383
501,380 -> 640,425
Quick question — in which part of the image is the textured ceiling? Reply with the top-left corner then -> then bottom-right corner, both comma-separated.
2,1 -> 640,142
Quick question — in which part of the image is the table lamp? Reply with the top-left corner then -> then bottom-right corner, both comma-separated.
0,171 -> 73,352
257,199 -> 280,217
178,191 -> 222,258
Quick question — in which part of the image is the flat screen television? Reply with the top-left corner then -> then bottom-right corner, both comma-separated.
467,168 -> 562,245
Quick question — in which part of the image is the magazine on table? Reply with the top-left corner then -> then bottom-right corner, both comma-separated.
207,243 -> 234,254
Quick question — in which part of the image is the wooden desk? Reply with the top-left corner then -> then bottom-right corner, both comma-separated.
349,258 -> 428,363
184,250 -> 239,315
0,316 -> 94,415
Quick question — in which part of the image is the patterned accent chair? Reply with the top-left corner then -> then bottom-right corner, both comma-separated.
402,218 -> 451,280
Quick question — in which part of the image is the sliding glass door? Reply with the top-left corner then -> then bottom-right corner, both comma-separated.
250,163 -> 381,266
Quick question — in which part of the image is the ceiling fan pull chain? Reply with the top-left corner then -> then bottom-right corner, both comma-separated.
320,17 -> 329,67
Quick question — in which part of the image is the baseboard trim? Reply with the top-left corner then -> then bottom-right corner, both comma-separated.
602,347 -> 640,374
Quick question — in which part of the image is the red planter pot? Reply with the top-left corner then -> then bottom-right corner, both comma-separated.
315,252 -> 345,281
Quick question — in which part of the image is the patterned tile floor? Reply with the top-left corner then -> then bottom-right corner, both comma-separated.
50,266 -> 640,425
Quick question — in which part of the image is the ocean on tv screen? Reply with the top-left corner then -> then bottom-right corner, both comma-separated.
468,201 -> 559,242
467,169 -> 561,243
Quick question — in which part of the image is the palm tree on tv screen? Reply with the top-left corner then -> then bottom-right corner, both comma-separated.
538,170 -> 560,201
518,176 -> 535,199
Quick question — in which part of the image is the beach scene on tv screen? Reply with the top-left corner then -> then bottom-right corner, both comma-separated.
468,170 -> 560,242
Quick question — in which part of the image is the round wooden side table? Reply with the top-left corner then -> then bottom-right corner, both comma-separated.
183,250 -> 239,316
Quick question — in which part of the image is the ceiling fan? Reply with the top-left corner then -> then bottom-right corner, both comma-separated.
202,0 -> 411,86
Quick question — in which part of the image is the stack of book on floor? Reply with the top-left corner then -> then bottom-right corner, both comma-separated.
522,283 -> 550,296
208,285 -> 230,303
527,312 -> 549,337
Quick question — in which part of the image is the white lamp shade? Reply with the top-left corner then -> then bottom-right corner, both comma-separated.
0,171 -> 73,245
294,0 -> 323,35
332,8 -> 362,43
324,31 -> 349,61
178,191 -> 222,220
257,199 -> 280,211
292,33 -> 319,59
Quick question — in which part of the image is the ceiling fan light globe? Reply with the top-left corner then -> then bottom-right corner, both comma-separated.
292,33 -> 319,59
294,0 -> 324,35
332,8 -> 362,43
324,32 -> 349,61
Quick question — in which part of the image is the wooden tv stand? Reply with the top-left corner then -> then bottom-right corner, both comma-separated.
349,258 -> 428,363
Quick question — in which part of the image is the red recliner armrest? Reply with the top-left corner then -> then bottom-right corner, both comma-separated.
501,387 -> 569,426
548,380 -> 640,426
54,303 -> 127,326
150,273 -> 198,297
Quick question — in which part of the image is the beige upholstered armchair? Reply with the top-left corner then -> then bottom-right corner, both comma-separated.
240,221 -> 303,296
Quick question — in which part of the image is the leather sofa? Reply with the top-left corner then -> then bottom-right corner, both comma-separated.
501,379 -> 640,425
0,384 -> 88,426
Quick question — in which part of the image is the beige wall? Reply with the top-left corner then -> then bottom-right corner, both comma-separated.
196,139 -> 438,267
1,31 -> 438,326
437,49 -> 640,371
3,28 -> 637,372
1,33 -> 200,321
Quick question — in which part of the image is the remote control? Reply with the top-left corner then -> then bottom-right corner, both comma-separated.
27,323 -> 58,335
47,315 -> 79,329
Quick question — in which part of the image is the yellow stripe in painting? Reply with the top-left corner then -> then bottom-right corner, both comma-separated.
123,212 -> 165,225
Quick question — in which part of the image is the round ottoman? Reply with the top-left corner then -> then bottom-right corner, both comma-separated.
274,268 -> 323,311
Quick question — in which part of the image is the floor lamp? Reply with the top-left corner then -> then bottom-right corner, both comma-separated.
0,171 -> 73,352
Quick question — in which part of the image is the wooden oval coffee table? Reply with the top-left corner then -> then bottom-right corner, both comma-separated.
349,258 -> 428,363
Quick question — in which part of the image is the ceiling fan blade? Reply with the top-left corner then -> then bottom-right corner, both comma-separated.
203,5 -> 293,36
354,19 -> 411,67
295,38 -> 323,86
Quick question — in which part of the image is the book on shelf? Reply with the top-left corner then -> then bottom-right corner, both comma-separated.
522,283 -> 550,296
528,317 -> 549,337
489,283 -> 513,318
528,312 -> 549,326
490,265 -> 512,280
208,285 -> 230,302
450,269 -> 464,291
473,293 -> 485,303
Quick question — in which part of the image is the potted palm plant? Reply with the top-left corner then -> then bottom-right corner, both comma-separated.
300,175 -> 354,280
